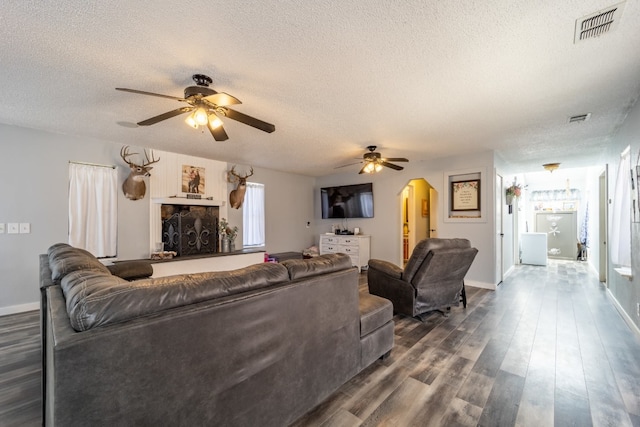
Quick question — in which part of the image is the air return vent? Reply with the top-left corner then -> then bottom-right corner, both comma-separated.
574,2 -> 625,43
568,113 -> 591,123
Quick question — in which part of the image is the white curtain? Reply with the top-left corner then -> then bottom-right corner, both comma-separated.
68,163 -> 118,257
243,182 -> 265,247
610,147 -> 631,266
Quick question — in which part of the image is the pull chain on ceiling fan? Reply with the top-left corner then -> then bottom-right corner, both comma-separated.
116,74 -> 275,141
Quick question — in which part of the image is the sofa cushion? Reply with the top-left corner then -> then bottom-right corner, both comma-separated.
281,253 -> 352,280
60,262 -> 290,332
107,261 -> 153,280
48,243 -> 110,282
359,293 -> 393,337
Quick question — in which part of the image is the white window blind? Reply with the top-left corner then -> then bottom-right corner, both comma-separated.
68,162 -> 118,257
242,182 -> 265,247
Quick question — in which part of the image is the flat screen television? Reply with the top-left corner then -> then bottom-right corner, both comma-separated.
321,183 -> 374,219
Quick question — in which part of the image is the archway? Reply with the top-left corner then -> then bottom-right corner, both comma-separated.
400,178 -> 438,264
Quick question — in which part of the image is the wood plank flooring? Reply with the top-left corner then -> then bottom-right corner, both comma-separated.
0,310 -> 40,427
2,260 -> 640,426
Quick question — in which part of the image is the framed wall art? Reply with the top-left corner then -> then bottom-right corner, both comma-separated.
451,179 -> 480,211
181,165 -> 205,195
444,168 -> 486,222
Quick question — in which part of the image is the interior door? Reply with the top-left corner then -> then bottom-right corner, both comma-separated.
599,169 -> 608,284
496,173 -> 504,285
429,187 -> 439,237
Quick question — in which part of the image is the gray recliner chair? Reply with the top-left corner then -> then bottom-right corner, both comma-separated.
367,238 -> 478,319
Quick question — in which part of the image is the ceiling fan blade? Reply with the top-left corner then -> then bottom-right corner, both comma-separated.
202,92 -> 242,107
381,161 -> 404,171
384,157 -> 409,162
116,87 -> 186,101
207,121 -> 229,141
137,106 -> 194,126
335,161 -> 363,169
223,108 -> 276,133
358,164 -> 369,174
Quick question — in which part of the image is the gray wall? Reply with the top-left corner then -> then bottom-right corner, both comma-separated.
604,98 -> 640,331
0,124 -> 316,313
315,150 -> 497,288
226,164 -> 317,255
0,124 -> 149,312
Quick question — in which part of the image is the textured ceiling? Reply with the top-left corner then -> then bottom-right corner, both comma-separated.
1,1 -> 639,176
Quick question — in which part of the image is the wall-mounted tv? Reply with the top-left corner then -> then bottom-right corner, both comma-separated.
321,183 -> 374,219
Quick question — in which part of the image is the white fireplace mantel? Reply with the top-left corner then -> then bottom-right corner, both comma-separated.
152,197 -> 226,207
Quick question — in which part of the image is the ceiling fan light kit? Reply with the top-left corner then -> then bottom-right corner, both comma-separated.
543,162 -> 561,172
116,74 -> 275,142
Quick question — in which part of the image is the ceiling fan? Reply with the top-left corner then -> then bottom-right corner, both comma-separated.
116,74 -> 275,141
336,145 -> 409,174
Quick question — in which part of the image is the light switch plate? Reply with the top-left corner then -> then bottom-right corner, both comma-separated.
0,223 -> 5,234
19,223 -> 31,234
8,223 -> 19,234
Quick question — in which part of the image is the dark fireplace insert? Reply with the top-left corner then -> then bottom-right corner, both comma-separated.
161,204 -> 219,256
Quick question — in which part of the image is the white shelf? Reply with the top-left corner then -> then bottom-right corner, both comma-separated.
152,197 -> 226,207
614,267 -> 632,280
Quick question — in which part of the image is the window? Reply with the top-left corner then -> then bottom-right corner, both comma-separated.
68,162 -> 118,257
242,182 -> 265,247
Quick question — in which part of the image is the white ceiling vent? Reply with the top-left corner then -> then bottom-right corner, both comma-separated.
574,2 -> 626,43
568,113 -> 591,123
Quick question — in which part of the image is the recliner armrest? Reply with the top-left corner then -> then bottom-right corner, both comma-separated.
368,259 -> 403,280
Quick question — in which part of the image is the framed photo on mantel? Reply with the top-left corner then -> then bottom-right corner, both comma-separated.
451,179 -> 480,211
181,165 -> 205,195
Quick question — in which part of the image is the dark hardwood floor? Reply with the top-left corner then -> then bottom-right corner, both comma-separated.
0,310 -> 40,427
2,260 -> 640,426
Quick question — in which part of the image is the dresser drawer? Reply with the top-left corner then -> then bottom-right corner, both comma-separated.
322,236 -> 340,245
321,244 -> 340,253
340,246 -> 359,255
339,237 -> 359,246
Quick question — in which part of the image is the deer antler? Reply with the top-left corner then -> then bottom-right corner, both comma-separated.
120,145 -> 160,167
120,146 -> 137,167
142,149 -> 161,167
227,166 -> 254,183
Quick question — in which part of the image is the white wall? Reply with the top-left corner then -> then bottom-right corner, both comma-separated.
0,124 -> 317,314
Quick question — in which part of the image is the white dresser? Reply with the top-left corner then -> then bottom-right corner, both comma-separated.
319,234 -> 371,272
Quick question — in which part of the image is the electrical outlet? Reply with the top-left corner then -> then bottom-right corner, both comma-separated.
0,223 -> 4,234
637,302 -> 640,317
19,223 -> 30,234
7,223 -> 19,234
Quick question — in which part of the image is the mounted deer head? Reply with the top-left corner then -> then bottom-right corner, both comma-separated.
227,166 -> 254,209
120,146 -> 160,200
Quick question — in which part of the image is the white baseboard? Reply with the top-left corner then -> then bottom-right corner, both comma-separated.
466,280 -> 496,291
0,302 -> 39,317
606,288 -> 640,340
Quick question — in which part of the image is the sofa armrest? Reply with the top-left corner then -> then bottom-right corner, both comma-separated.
368,259 -> 403,280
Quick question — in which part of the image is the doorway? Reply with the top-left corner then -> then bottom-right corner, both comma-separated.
599,169 -> 608,284
400,179 -> 437,264
495,173 -> 504,284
